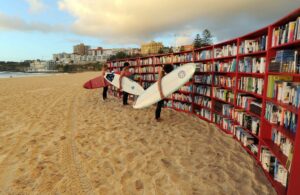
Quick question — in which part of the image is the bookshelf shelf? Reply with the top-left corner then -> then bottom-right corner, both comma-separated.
194,103 -> 211,110
237,89 -> 263,99
238,51 -> 267,57
214,56 -> 237,60
238,72 -> 265,77
271,39 -> 300,49
108,7 -> 300,195
213,97 -> 235,106
235,106 -> 261,118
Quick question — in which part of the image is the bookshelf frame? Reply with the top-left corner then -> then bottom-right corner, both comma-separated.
107,8 -> 300,195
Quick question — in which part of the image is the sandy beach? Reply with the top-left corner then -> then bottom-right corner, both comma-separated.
0,72 -> 276,195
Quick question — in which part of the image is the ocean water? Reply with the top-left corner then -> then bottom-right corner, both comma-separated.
0,72 -> 56,79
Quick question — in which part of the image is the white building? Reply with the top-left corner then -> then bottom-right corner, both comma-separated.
29,60 -> 57,72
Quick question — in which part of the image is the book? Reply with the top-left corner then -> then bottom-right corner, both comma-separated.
239,35 -> 268,54
214,59 -> 236,72
238,57 -> 266,73
214,75 -> 235,88
239,77 -> 264,95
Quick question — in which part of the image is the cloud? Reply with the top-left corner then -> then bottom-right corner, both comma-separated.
25,0 -> 46,13
58,0 -> 300,45
0,12 -> 67,32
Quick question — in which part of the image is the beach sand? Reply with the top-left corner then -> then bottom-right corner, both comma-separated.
0,72 -> 276,195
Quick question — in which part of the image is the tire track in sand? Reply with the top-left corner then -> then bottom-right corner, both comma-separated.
59,95 -> 95,195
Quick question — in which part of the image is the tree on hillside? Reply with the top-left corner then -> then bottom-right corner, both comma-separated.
193,34 -> 202,49
158,48 -> 164,54
202,29 -> 213,46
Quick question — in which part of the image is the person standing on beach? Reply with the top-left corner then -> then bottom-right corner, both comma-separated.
119,62 -> 130,105
156,64 -> 174,121
101,64 -> 109,100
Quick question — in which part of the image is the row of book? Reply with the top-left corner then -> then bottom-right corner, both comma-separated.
164,100 -> 173,108
260,147 -> 288,187
269,80 -> 300,108
140,74 -> 155,81
195,50 -> 212,60
173,102 -> 192,112
222,118 -> 235,133
238,57 -> 266,73
173,53 -> 193,63
213,59 -> 236,72
194,96 -> 212,108
139,66 -> 155,73
234,109 -> 260,136
195,86 -> 211,96
236,93 -> 262,116
196,62 -> 212,72
178,85 -> 194,93
214,44 -> 237,58
268,50 -> 300,73
172,93 -> 193,103
234,126 -> 258,155
265,102 -> 298,133
272,128 -> 293,158
111,61 -> 138,67
195,108 -> 211,120
239,36 -> 268,54
272,16 -> 300,47
222,104 -> 234,118
238,77 -> 264,95
140,58 -> 153,65
214,75 -> 235,88
153,56 -> 172,64
213,87 -> 234,104
194,75 -> 212,84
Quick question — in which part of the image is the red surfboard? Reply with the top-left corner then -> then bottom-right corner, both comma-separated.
83,76 -> 110,89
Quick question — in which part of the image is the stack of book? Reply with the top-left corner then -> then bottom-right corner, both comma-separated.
260,147 -> 288,187
234,109 -> 260,136
213,59 -> 236,72
194,96 -> 211,108
238,57 -> 266,73
178,85 -> 193,93
265,102 -> 298,133
195,50 -> 212,60
213,87 -> 234,103
234,126 -> 258,154
268,49 -> 300,73
196,62 -> 212,72
140,58 -> 153,65
239,77 -> 264,95
270,81 -> 300,108
272,17 -> 300,47
173,53 -> 193,63
239,36 -> 268,54
195,108 -> 211,120
272,128 -> 293,157
173,102 -> 192,111
195,85 -> 211,96
140,66 -> 154,73
214,44 -> 237,58
214,75 -> 235,88
194,75 -> 212,84
172,93 -> 193,103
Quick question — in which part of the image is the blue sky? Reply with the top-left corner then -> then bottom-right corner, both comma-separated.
0,0 -> 300,61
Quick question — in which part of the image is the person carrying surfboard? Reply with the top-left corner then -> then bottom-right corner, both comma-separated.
156,64 -> 174,121
101,64 -> 109,100
119,62 -> 130,105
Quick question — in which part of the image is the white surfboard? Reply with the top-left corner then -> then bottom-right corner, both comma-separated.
133,63 -> 196,109
104,72 -> 144,96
